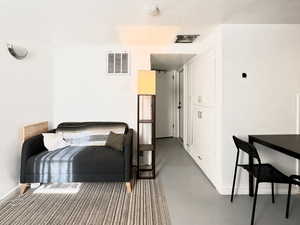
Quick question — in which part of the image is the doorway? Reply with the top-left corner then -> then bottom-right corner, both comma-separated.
151,53 -> 195,142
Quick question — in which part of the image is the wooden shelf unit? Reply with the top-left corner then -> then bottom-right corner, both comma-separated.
139,144 -> 154,152
137,94 -> 156,179
139,120 -> 154,123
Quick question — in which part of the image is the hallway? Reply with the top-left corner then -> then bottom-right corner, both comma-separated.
156,138 -> 300,225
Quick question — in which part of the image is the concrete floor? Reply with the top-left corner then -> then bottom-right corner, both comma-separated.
156,138 -> 300,225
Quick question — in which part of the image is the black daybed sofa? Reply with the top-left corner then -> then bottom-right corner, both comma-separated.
20,122 -> 133,193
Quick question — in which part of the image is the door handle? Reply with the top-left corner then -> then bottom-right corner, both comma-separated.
178,102 -> 182,109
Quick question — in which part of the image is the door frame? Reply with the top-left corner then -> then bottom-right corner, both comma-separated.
173,65 -> 190,149
172,70 -> 179,138
177,68 -> 184,143
183,63 -> 191,151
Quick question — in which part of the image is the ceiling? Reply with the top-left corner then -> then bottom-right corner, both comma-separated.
1,0 -> 300,44
151,54 -> 195,71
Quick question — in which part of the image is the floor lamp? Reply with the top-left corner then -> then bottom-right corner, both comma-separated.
137,70 -> 156,179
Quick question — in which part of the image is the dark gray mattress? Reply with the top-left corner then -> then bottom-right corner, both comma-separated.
24,146 -> 124,183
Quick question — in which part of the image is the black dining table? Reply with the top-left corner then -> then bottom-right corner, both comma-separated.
248,134 -> 300,196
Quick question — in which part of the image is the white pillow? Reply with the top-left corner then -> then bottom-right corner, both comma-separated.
42,133 -> 70,151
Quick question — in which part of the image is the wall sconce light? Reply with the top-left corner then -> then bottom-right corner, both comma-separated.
7,43 -> 28,60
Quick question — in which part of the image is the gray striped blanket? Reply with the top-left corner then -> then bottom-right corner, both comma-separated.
56,122 -> 127,146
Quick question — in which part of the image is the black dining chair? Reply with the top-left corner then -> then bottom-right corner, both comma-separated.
231,136 -> 292,225
286,175 -> 300,218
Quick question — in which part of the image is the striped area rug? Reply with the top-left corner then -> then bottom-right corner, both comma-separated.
0,180 -> 171,225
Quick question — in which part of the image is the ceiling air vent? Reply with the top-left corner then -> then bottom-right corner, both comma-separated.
175,35 -> 200,43
107,51 -> 130,75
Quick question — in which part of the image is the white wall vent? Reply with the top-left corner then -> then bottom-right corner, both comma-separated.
107,51 -> 130,75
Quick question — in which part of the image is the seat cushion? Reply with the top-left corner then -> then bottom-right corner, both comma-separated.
239,163 -> 290,183
25,146 -> 124,183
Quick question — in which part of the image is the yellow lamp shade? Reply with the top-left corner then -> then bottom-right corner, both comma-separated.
137,70 -> 156,95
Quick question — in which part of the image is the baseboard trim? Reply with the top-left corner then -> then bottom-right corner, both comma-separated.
219,185 -> 300,195
0,185 -> 19,202
184,148 -> 300,196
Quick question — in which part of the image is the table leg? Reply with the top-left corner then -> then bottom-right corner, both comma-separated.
249,137 -> 254,197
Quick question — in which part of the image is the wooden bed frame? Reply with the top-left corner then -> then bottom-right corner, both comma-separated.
20,121 -> 48,194
20,121 -> 132,194
22,121 -> 49,142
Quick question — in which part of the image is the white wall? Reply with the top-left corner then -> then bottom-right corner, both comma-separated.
0,42 -> 53,198
221,24 -> 300,194
184,34 -> 223,188
183,29 -> 224,190
52,44 -> 206,128
53,46 -> 136,127
184,25 -> 300,195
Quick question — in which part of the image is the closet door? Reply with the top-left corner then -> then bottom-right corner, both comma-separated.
191,107 -> 203,161
199,53 -> 216,106
199,107 -> 215,182
191,51 -> 216,106
191,106 -> 216,184
188,49 -> 217,186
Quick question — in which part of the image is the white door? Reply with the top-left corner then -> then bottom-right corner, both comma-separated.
191,106 -> 216,184
191,51 -> 216,106
191,108 -> 202,159
188,51 -> 217,185
156,71 -> 174,138
199,107 -> 215,182
186,64 -> 193,149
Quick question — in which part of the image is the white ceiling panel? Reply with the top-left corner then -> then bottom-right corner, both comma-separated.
1,0 -> 300,43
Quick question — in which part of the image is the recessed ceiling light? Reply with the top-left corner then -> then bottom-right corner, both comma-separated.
149,6 -> 160,16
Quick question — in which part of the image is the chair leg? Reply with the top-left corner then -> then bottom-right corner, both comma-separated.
231,152 -> 240,202
231,164 -> 238,202
271,182 -> 275,203
251,180 -> 259,225
286,183 -> 292,219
